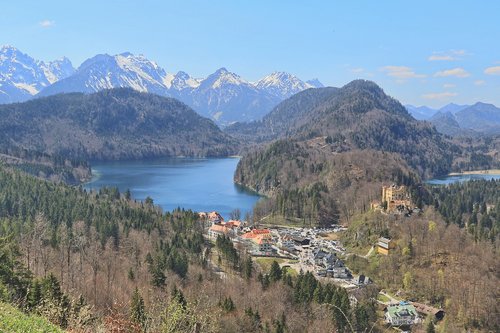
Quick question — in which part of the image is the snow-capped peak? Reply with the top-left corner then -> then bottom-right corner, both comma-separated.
203,67 -> 249,89
0,45 -> 74,98
255,71 -> 314,98
170,71 -> 201,90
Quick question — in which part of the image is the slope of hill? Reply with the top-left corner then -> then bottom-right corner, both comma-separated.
0,88 -> 237,160
225,87 -> 338,142
233,80 -> 456,178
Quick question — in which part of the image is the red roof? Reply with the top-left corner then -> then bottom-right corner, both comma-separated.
241,229 -> 270,239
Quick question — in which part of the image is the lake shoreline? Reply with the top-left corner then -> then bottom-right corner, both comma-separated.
448,169 -> 500,176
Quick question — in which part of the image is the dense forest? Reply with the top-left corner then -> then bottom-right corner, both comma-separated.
0,165 -> 378,332
427,179 -> 500,242
0,88 -> 238,161
0,146 -> 90,184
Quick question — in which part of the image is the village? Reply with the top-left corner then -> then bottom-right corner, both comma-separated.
198,184 -> 445,331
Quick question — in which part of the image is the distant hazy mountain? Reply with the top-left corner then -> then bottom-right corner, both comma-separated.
0,45 -> 75,103
456,102 -> 500,134
428,102 -> 500,136
0,88 -> 237,160
405,105 -> 437,120
0,46 -> 319,124
439,103 -> 469,114
306,78 -> 324,88
405,103 -> 471,121
429,111 -> 467,136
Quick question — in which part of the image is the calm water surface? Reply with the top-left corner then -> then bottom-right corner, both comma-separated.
426,173 -> 500,185
84,157 -> 260,219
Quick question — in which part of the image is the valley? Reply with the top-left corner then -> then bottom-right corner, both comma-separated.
1,8 -> 500,331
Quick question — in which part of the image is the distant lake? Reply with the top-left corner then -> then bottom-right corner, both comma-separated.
426,173 -> 500,185
83,157 -> 261,219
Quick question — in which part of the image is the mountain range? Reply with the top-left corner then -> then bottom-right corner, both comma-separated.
406,102 -> 500,136
0,46 -> 322,124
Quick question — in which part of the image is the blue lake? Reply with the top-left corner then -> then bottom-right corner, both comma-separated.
426,173 -> 500,185
83,157 -> 261,219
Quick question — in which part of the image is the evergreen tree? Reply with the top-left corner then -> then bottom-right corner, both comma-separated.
269,260 -> 282,282
130,287 -> 146,329
243,256 -> 253,280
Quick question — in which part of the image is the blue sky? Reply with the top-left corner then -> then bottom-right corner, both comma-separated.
2,0 -> 499,107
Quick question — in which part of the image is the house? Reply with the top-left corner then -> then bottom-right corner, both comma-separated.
313,249 -> 329,265
327,259 -> 351,278
208,224 -> 236,241
225,220 -> 243,231
278,234 -> 295,249
377,237 -> 394,255
354,274 -> 371,285
384,302 -> 419,326
241,229 -> 274,253
293,236 -> 310,247
323,253 -> 337,267
207,211 -> 224,224
410,302 -> 445,321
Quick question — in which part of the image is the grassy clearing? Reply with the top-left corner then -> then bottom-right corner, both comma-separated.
258,214 -> 314,228
377,293 -> 391,303
254,257 -> 286,272
0,302 -> 64,333
282,266 -> 298,277
317,232 -> 341,240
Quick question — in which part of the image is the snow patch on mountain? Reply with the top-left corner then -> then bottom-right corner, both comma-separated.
0,45 -> 74,102
256,71 -> 315,99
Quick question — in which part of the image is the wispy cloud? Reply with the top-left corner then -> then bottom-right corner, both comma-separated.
382,66 -> 426,79
39,20 -> 55,28
429,54 -> 455,61
350,67 -> 364,73
434,67 -> 470,78
443,83 -> 456,88
428,49 -> 467,62
422,92 -> 458,100
484,66 -> 500,75
474,80 -> 486,86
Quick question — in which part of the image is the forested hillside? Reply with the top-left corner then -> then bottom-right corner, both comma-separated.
341,207 -> 499,332
236,139 -> 418,224
0,88 -> 238,161
231,80 -> 462,178
0,146 -> 90,184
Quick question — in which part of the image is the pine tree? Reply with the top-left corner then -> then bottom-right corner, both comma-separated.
130,287 -> 146,329
243,256 -> 253,280
269,261 -> 282,282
